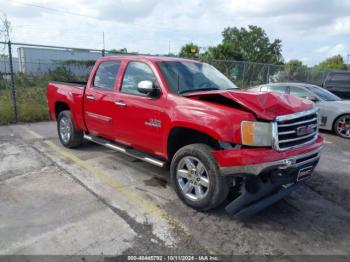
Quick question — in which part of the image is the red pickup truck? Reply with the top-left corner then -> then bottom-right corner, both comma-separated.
47,55 -> 323,219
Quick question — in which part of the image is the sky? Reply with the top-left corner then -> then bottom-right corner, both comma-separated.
0,0 -> 350,66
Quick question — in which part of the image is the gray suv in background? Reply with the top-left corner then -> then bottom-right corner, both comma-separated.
322,71 -> 350,99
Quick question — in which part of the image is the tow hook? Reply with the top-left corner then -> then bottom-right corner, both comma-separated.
278,159 -> 294,169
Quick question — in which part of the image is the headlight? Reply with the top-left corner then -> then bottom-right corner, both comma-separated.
241,121 -> 273,146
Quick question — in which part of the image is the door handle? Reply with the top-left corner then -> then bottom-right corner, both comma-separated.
86,95 -> 95,100
115,101 -> 126,107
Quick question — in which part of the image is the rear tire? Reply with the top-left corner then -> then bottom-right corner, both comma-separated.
334,114 -> 350,139
57,110 -> 84,148
170,144 -> 229,211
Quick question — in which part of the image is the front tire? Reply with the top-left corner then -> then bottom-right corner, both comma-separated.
57,110 -> 84,148
334,114 -> 350,139
170,144 -> 229,211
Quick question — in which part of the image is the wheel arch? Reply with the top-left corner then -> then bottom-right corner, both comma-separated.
55,101 -> 70,118
332,113 -> 350,131
166,126 -> 221,162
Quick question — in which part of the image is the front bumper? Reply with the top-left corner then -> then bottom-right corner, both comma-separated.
220,147 -> 321,176
212,136 -> 323,176
212,136 -> 323,219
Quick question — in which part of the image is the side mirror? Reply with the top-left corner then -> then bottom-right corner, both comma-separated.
137,80 -> 157,96
307,96 -> 318,102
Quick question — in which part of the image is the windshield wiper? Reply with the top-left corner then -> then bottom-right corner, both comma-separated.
179,87 -> 219,94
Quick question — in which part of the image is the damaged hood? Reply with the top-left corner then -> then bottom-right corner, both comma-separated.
183,90 -> 315,121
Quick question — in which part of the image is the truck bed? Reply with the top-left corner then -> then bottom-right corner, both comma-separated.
50,81 -> 87,87
47,81 -> 86,131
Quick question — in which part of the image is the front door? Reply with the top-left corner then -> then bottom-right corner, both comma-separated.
114,61 -> 168,157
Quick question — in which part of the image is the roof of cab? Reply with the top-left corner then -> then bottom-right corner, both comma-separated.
97,55 -> 201,63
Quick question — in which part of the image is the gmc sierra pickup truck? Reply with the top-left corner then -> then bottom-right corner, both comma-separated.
47,56 -> 323,219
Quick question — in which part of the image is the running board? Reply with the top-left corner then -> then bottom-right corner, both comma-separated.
83,134 -> 166,168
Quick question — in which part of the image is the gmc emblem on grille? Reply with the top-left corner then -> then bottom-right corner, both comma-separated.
296,125 -> 314,136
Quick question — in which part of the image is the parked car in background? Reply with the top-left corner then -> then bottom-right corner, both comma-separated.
249,83 -> 350,138
322,71 -> 350,99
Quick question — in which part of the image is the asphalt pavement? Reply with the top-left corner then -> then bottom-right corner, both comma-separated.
0,121 -> 349,256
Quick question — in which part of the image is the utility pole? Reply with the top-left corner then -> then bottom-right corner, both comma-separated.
168,40 -> 171,55
1,13 -> 17,122
347,54 -> 350,70
102,31 -> 105,56
8,41 -> 17,123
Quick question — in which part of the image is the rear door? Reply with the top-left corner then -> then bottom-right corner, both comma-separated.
84,61 -> 122,140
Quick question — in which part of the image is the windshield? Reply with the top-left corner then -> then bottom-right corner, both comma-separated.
306,85 -> 342,101
157,61 -> 238,94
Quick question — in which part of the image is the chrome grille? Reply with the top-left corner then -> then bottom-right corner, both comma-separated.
273,108 -> 319,151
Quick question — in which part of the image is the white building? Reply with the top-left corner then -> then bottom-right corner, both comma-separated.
17,47 -> 102,75
0,56 -> 19,74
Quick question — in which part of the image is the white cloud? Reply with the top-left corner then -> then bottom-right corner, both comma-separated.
314,44 -> 348,61
328,43 -> 346,56
300,57 -> 311,63
93,0 -> 159,22
1,0 -> 350,65
224,0 -> 313,17
315,46 -> 330,53
330,16 -> 350,36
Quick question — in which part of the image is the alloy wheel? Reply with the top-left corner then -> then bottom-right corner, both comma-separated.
176,156 -> 210,201
336,116 -> 350,138
59,116 -> 71,143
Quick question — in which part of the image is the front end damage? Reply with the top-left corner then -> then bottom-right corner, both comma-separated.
221,148 -> 321,219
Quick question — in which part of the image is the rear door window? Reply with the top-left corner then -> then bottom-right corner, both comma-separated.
93,61 -> 121,90
260,86 -> 268,91
289,86 -> 311,99
267,85 -> 288,94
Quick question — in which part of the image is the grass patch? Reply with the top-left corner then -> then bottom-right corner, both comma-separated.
0,67 -> 83,125
16,86 -> 50,123
0,86 -> 49,125
0,89 -> 14,125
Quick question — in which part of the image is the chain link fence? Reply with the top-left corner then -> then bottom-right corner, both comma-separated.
207,59 -> 331,89
0,41 -> 109,124
0,41 -> 348,124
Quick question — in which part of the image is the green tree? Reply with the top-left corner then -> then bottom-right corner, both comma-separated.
204,42 -> 243,61
109,48 -> 128,54
275,59 -> 309,82
206,25 -> 283,63
222,25 -> 283,63
285,59 -> 307,71
179,42 -> 200,58
47,67 -> 75,82
313,55 -> 348,71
